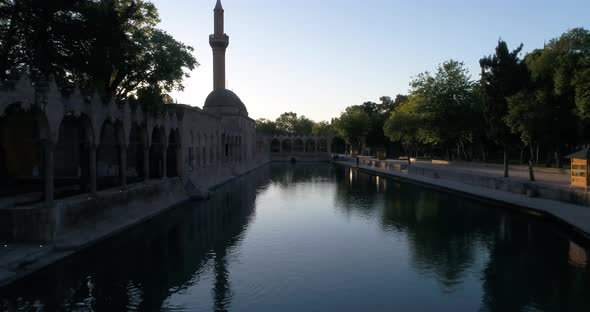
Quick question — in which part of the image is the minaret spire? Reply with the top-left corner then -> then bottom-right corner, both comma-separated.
210,0 -> 229,90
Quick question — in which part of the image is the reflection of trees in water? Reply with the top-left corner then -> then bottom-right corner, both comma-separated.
333,167 -> 385,219
335,168 -> 499,291
268,163 -> 336,187
2,166 -> 271,311
480,217 -> 590,312
384,183 -> 500,292
334,168 -> 590,309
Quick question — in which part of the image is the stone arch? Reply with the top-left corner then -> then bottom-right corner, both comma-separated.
195,133 -> 203,167
97,120 -> 125,190
318,138 -> 328,152
167,129 -> 180,177
54,114 -> 95,197
271,139 -> 280,153
331,137 -> 346,154
216,132 -> 221,163
305,139 -> 316,153
149,126 -> 166,179
221,133 -> 229,161
0,105 -> 51,202
282,139 -> 292,153
209,133 -> 214,163
128,123 -> 148,183
188,130 -> 195,169
203,134 -> 208,165
293,139 -> 304,153
238,135 -> 242,161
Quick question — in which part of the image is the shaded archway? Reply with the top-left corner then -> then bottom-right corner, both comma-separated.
188,131 -> 194,169
0,106 -> 50,202
282,139 -> 292,153
197,133 -> 202,167
167,129 -> 180,177
223,134 -> 229,160
97,121 -> 124,190
54,114 -> 94,198
128,124 -> 147,184
318,139 -> 328,152
305,139 -> 316,153
271,139 -> 280,153
331,137 -> 346,154
293,139 -> 304,153
209,134 -> 214,164
203,135 -> 208,165
150,127 -> 165,179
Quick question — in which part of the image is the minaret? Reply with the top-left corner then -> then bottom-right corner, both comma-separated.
210,0 -> 229,90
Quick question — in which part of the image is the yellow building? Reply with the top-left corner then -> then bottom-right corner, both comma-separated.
566,148 -> 590,189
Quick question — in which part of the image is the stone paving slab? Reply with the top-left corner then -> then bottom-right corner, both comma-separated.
336,161 -> 590,239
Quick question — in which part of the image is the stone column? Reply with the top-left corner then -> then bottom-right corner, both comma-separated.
161,145 -> 168,179
176,145 -> 182,176
43,141 -> 55,203
89,145 -> 97,194
119,145 -> 127,188
143,147 -> 150,181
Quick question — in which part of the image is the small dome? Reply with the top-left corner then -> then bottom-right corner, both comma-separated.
204,88 -> 248,116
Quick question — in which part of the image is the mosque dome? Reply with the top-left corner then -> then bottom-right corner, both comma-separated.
203,88 -> 248,116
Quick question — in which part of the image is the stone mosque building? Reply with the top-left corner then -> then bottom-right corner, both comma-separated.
0,0 -> 335,244
0,0 -> 268,243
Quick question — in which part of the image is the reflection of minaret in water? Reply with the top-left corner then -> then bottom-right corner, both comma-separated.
210,0 -> 229,91
213,248 -> 231,311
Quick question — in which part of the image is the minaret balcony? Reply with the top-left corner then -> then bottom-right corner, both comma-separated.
209,34 -> 229,49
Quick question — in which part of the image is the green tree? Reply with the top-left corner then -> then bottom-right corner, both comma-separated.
333,106 -> 370,154
526,28 -> 588,166
275,112 -> 298,135
505,89 -> 550,181
255,118 -> 277,136
294,115 -> 314,136
274,112 -> 314,136
0,0 -> 197,106
383,97 -> 421,164
480,40 -> 528,176
312,121 -> 336,137
409,60 -> 479,159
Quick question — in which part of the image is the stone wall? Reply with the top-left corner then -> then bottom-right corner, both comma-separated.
357,157 -> 590,208
0,74 -> 270,243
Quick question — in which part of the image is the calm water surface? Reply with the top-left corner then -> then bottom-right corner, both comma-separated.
2,163 -> 590,311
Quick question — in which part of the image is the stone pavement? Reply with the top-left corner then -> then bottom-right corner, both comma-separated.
335,160 -> 590,239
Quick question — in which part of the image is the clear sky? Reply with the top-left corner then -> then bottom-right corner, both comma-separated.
151,0 -> 589,122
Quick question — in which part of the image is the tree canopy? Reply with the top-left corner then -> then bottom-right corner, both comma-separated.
0,0 -> 197,107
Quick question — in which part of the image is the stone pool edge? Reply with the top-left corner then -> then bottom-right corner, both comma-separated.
0,160 -> 272,289
334,161 -> 590,241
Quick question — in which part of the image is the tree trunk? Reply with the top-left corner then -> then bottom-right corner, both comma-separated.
536,143 -> 540,165
528,144 -> 536,182
503,146 -> 509,178
460,140 -> 469,161
402,143 -> 411,166
554,145 -> 563,168
480,144 -> 487,162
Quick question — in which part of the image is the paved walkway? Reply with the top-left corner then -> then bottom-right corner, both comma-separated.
360,157 -> 571,189
335,160 -> 590,240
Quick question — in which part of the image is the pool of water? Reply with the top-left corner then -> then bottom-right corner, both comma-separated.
2,163 -> 590,311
